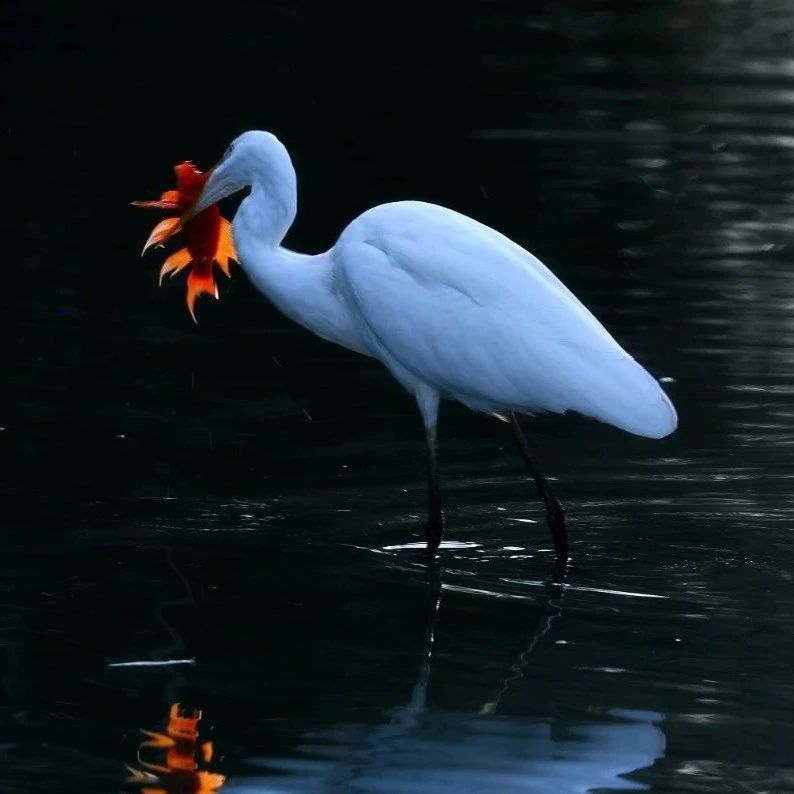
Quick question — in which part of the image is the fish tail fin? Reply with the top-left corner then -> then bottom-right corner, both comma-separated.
158,248 -> 192,285
186,265 -> 218,323
214,217 -> 238,276
141,217 -> 181,255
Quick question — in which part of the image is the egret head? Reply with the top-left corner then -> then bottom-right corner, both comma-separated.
186,130 -> 296,219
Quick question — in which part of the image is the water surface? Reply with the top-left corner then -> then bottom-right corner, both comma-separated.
4,1 -> 794,791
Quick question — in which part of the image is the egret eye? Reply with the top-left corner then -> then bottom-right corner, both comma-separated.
225,142 -> 236,160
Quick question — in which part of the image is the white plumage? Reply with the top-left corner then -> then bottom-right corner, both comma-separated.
190,130 -> 678,560
334,201 -> 676,438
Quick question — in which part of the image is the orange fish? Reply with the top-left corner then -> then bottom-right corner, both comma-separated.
138,703 -> 215,771
134,162 -> 237,321
128,703 -> 224,793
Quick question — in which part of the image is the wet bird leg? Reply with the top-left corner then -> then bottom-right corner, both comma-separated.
425,424 -> 444,555
509,413 -> 569,563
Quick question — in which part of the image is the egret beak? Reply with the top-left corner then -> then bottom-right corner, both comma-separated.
180,164 -> 218,223
184,154 -> 246,222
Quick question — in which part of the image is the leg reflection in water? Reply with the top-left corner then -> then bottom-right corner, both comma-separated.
480,564 -> 566,716
122,557 -> 664,793
233,559 -> 665,793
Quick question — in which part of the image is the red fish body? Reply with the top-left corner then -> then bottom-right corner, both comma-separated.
134,162 -> 236,321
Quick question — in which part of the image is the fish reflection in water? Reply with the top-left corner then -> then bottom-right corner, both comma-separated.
127,703 -> 225,793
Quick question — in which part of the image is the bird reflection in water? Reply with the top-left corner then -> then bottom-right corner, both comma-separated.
235,565 -> 665,792
126,703 -> 225,793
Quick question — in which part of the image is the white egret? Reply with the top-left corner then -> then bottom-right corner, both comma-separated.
185,130 -> 677,562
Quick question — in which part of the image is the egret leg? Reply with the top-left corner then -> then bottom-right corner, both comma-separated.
425,425 -> 444,555
509,413 -> 568,562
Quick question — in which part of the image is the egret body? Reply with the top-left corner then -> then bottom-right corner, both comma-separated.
189,130 -> 677,561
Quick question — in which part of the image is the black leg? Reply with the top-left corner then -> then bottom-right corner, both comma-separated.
425,425 -> 444,555
509,413 -> 569,563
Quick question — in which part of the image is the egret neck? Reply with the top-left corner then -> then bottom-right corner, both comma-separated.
232,178 -> 369,356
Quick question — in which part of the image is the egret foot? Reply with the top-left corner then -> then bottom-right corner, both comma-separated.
509,412 -> 570,564
425,511 -> 445,556
544,495 -> 568,563
423,422 -> 444,556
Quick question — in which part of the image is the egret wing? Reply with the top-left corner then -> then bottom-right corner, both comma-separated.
335,201 -> 676,438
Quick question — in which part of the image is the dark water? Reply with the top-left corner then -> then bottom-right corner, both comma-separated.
5,1 -> 794,791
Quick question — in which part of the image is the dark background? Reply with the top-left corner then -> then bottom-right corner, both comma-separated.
6,0 -> 704,509
4,2 -> 794,793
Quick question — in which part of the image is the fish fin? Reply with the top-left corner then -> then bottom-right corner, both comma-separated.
159,248 -> 192,285
125,765 -> 160,784
132,199 -> 180,211
200,741 -> 214,763
214,217 -> 237,276
142,217 -> 180,255
197,771 -> 226,791
138,759 -> 173,775
159,189 -> 181,203
139,729 -> 175,749
186,266 -> 218,323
